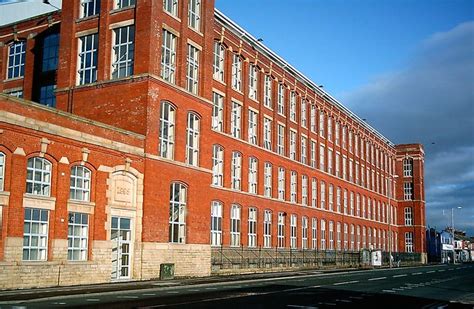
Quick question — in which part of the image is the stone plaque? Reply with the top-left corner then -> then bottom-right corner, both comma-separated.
110,173 -> 136,207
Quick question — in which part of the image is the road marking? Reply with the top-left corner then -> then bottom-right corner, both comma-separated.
426,270 -> 436,273
383,290 -> 396,293
166,291 -> 179,294
349,296 -> 364,300
393,274 -> 407,278
287,305 -> 317,308
118,296 -> 139,299
438,270 -> 445,272
412,272 -> 422,275
336,299 -> 352,303
368,277 -> 386,281
311,285 -> 321,288
333,280 -> 359,286
189,289 -> 200,292
86,299 -> 100,302
205,287 -> 217,290
142,293 -> 156,296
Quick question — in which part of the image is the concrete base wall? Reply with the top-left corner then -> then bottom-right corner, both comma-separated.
0,238 -> 211,289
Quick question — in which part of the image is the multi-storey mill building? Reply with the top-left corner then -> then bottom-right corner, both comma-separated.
0,0 -> 426,289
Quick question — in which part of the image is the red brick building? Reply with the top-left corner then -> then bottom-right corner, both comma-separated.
0,0 -> 426,288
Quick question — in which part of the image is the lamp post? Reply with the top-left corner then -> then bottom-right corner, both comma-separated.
451,206 -> 462,263
387,173 -> 398,268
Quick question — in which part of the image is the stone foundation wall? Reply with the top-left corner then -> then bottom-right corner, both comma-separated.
141,243 -> 211,279
0,239 -> 111,289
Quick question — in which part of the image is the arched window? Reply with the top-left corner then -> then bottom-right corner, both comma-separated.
186,113 -> 200,166
160,102 -> 176,159
0,152 -> 5,191
263,210 -> 272,248
26,157 -> 52,196
230,204 -> 241,247
169,183 -> 186,243
70,166 -> 91,202
210,201 -> 222,247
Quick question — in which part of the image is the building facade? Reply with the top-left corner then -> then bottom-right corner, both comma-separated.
0,0 -> 426,289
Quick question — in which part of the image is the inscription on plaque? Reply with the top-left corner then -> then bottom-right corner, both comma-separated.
112,175 -> 134,204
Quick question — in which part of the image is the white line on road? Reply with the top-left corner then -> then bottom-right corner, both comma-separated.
287,305 -> 317,308
333,281 -> 359,286
117,296 -> 139,299
189,289 -> 200,292
86,299 -> 100,302
142,293 -> 156,296
382,290 -> 396,293
368,277 -> 386,281
393,274 -> 407,278
205,287 -> 217,290
427,270 -> 436,273
412,272 -> 422,275
166,291 -> 179,294
438,270 -> 446,272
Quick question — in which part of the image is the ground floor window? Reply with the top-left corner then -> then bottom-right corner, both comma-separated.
68,212 -> 89,261
23,208 -> 49,261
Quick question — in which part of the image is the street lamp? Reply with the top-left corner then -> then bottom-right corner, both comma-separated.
451,206 -> 462,263
387,173 -> 398,268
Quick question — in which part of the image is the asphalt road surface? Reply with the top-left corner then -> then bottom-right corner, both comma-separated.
2,264 -> 473,308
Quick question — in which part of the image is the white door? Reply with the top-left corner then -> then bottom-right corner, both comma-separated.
111,217 -> 132,280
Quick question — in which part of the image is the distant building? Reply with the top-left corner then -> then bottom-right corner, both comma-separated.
0,0 -> 426,289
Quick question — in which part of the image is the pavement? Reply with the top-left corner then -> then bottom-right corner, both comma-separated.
0,266 -> 364,301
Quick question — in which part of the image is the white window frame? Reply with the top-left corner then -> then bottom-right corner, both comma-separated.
248,64 -> 258,101
278,167 -> 285,200
277,124 -> 285,155
186,113 -> 200,166
263,117 -> 272,150
230,204 -> 241,247
278,84 -> 286,116
23,208 -> 49,261
0,152 -> 5,191
212,145 -> 224,187
320,181 -> 326,209
210,201 -> 222,247
289,91 -> 296,121
231,54 -> 242,91
290,171 -> 297,203
321,219 -> 326,250
79,0 -> 100,18
70,166 -> 91,202
404,182 -> 413,200
248,157 -> 258,194
77,33 -> 98,85
169,183 -> 187,243
264,162 -> 272,198
404,207 -> 413,226
212,92 -> 224,132
301,98 -> 307,128
263,210 -> 272,248
311,178 -> 317,208
301,175 -> 308,206
159,102 -> 175,159
68,212 -> 89,261
161,29 -> 177,83
163,0 -> 178,17
328,184 -> 334,211
278,212 -> 285,248
111,25 -> 134,79
213,41 -> 225,82
248,207 -> 257,248
231,101 -> 242,138
231,151 -> 242,191
290,214 -> 297,249
26,157 -> 52,196
186,44 -> 200,94
405,232 -> 413,253
248,109 -> 258,145
188,0 -> 201,31
302,216 -> 308,249
289,130 -> 297,160
312,218 -> 317,249
264,75 -> 272,109
404,158 -> 414,177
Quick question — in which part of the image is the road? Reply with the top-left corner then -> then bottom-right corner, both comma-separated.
2,264 -> 473,308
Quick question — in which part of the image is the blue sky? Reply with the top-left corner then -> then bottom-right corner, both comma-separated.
1,1 -> 473,235
218,0 -> 474,235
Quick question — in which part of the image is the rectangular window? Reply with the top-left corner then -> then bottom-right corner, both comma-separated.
278,84 -> 286,116
248,109 -> 258,145
350,192 -> 354,216
186,44 -> 200,94
342,126 -> 347,149
230,205 -> 241,247
349,160 -> 353,182
328,221 -> 334,250
231,54 -> 242,91
344,223 -> 348,250
4,89 -> 23,98
319,144 -> 325,171
159,102 -> 175,159
336,187 -> 341,213
335,152 -> 340,177
289,130 -> 297,160
404,182 -> 413,200
212,92 -> 224,132
405,232 -> 413,253
289,91 -> 296,121
327,149 -> 333,174
278,212 -> 285,248
312,218 -> 317,249
210,201 -> 222,246
213,42 -> 225,82
26,157 -> 51,196
327,117 -> 332,141
290,171 -> 297,203
328,184 -> 334,211
264,163 -> 272,198
356,194 -> 361,217
404,207 -> 413,226
310,141 -> 316,168
278,167 -> 285,200
301,99 -> 307,128
248,157 -> 258,194
231,101 -> 242,138
310,105 -> 316,132
80,0 -> 100,18
290,214 -> 297,249
42,33 -> 59,72
248,208 -> 257,248
336,222 -> 341,250
212,145 -> 224,187
403,158 -> 413,177
248,64 -> 258,100
169,183 -> 187,243
343,189 -> 348,215
188,0 -> 201,31
7,41 -> 26,79
231,152 -> 242,190
302,175 -> 308,206
115,0 -> 135,9
39,84 -> 56,108
70,166 -> 91,201
264,75 -> 272,108
68,212 -> 88,261
319,111 -> 325,137
320,220 -> 326,250
164,0 -> 178,16
301,136 -> 307,165
0,153 -> 4,191
161,29 -> 177,83
355,162 -> 360,184
320,181 -> 326,209
349,131 -> 353,153
342,156 -> 347,180
311,178 -> 317,208
77,33 -> 98,85
23,208 -> 48,261
277,124 -> 285,155
186,113 -> 200,166
263,117 -> 272,150
264,210 -> 272,248
111,26 -> 134,79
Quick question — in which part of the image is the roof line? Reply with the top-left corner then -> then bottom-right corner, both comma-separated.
214,8 -> 394,148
